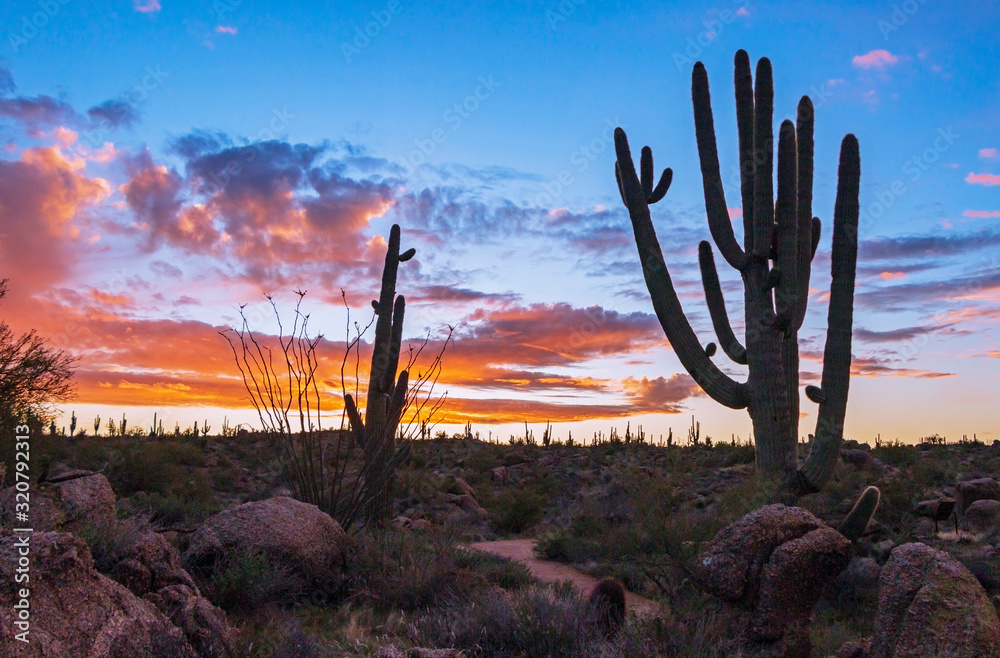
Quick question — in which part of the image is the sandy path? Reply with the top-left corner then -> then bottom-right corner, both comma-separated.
466,539 -> 667,619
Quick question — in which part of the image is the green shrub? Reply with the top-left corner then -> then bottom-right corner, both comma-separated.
490,486 -> 545,535
199,550 -> 304,612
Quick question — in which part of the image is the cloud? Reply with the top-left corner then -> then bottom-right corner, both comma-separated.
0,147 -> 110,293
134,0 -> 161,13
966,172 -> 1000,186
964,210 -> 1000,219
215,26 -> 238,35
0,94 -> 79,131
621,374 -> 702,413
980,148 -> 999,161
87,99 -> 141,130
854,323 -> 956,343
859,229 -> 1000,260
852,49 -> 899,70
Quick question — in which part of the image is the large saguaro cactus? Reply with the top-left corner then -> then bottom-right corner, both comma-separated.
614,51 -> 861,494
344,224 -> 415,523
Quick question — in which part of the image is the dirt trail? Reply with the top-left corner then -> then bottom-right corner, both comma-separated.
466,539 -> 667,619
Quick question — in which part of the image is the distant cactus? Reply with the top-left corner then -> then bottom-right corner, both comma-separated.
612,50 -> 861,494
121,413 -> 127,437
93,415 -> 101,436
202,420 -> 211,436
149,412 -> 157,437
108,418 -> 116,436
69,411 -> 76,436
193,421 -> 199,438
839,486 -> 881,541
588,577 -> 626,637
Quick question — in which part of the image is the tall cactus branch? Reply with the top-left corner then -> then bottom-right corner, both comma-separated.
613,50 -> 862,494
698,241 -> 748,364
615,130 -> 747,410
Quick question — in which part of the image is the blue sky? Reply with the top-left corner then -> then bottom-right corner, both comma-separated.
1,0 -> 997,443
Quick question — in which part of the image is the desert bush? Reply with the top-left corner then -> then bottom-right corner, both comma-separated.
198,549 -> 305,612
122,490 -> 218,527
488,486 -> 545,535
345,529 -> 484,612
76,514 -> 154,574
414,582 -> 603,657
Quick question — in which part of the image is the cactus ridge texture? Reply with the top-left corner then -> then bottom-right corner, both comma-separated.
344,223 -> 414,523
613,50 -> 861,494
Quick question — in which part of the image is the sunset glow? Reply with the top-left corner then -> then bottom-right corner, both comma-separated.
1,1 -> 997,444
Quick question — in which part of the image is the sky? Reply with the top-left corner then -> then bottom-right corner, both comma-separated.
0,0 -> 997,445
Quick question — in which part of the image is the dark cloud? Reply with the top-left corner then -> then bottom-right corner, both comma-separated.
854,322 -> 957,343
859,229 -> 1000,260
0,94 -> 78,130
87,99 -> 140,129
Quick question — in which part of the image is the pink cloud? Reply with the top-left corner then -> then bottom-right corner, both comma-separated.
215,26 -> 237,35
963,210 -> 1000,219
727,207 -> 743,221
966,172 -> 1000,187
735,7 -> 750,17
134,0 -> 161,13
852,49 -> 899,70
980,148 -> 1000,161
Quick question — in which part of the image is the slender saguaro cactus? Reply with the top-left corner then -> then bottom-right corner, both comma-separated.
614,51 -> 861,494
344,224 -> 415,523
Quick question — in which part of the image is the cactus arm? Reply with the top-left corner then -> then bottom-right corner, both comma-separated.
838,486 -> 880,541
793,97 -> 815,331
751,58 -> 775,261
774,120 -> 799,324
698,241 -> 748,365
383,295 -> 406,393
734,50 -> 755,254
799,135 -> 861,493
344,393 -> 366,446
615,128 -> 748,410
692,62 -> 748,272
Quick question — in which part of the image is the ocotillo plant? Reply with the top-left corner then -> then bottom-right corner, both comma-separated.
344,224 -> 415,524
613,50 -> 861,494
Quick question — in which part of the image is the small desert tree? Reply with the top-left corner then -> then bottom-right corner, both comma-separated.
0,279 -> 77,483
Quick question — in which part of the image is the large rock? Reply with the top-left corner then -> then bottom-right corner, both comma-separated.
184,496 -> 347,593
956,478 -> 1000,517
694,504 -> 852,656
965,499 -> 1000,539
0,532 -> 196,657
0,472 -> 116,534
869,542 -> 1000,656
108,528 -> 236,656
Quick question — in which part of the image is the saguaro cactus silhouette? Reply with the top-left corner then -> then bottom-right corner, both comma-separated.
344,224 -> 415,522
613,50 -> 861,493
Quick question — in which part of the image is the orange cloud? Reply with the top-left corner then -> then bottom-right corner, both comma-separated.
966,173 -> 1000,186
879,272 -> 907,280
852,50 -> 899,70
0,146 -> 110,295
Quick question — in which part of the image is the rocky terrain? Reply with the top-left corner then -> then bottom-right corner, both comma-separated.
2,430 -> 1000,656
